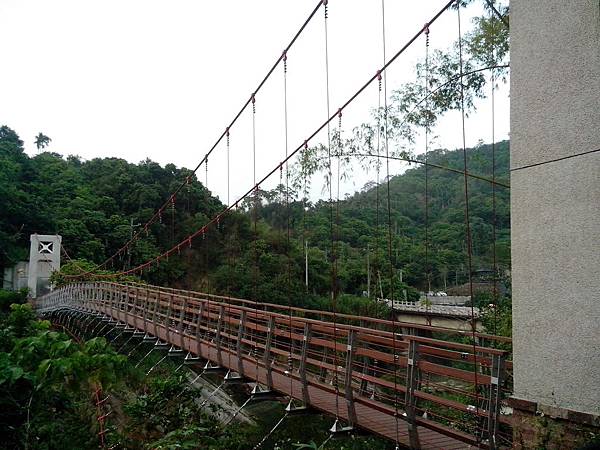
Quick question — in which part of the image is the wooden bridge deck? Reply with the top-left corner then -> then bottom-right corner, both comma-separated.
36,282 -> 514,449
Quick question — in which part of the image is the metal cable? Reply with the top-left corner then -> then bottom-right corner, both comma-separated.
90,0 -> 457,280
283,50 -> 295,397
456,0 -> 481,439
252,412 -> 289,450
66,0 -> 325,278
424,23 -> 431,295
490,7 -> 499,337
381,0 -> 401,446
251,93 -> 261,382
323,0 -> 340,421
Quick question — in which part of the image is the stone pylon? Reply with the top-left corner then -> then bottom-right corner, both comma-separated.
28,234 -> 62,298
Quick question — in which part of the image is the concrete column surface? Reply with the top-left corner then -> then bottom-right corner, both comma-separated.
511,0 -> 600,416
28,234 -> 62,298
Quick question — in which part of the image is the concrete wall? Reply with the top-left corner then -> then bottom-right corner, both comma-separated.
424,295 -> 470,306
511,0 -> 600,416
395,313 -> 483,333
2,262 -> 29,291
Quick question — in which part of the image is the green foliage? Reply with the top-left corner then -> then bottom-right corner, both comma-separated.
0,287 -> 28,313
0,127 -> 221,281
34,133 -> 52,152
50,259 -> 143,287
0,304 -> 131,449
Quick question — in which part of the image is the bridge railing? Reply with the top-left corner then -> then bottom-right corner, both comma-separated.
35,282 -> 514,448
120,281 -> 512,346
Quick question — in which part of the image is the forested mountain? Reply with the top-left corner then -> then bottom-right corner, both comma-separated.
1,125 -> 509,310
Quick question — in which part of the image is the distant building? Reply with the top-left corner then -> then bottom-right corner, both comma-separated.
2,234 -> 62,298
2,261 -> 29,291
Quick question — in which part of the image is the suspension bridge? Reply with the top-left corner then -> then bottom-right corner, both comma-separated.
35,282 -> 511,449
27,0 -> 600,448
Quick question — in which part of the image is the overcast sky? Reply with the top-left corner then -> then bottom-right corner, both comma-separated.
0,0 -> 509,204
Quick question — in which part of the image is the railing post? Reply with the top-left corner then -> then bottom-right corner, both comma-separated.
299,323 -> 312,405
178,296 -> 187,348
236,310 -> 247,376
344,330 -> 358,426
195,301 -> 205,357
124,284 -> 131,323
141,287 -> 149,334
165,294 -> 174,343
405,339 -> 421,450
263,315 -> 276,390
215,305 -> 224,366
487,353 -> 506,450
152,289 -> 160,338
99,282 -> 106,313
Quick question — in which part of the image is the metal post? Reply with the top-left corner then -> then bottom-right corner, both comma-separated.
263,315 -> 276,390
405,339 -> 421,449
236,311 -> 247,376
215,305 -> 224,366
299,323 -> 312,405
152,289 -> 159,338
487,353 -> 505,449
177,296 -> 186,346
195,301 -> 204,357
165,294 -> 173,343
344,330 -> 358,426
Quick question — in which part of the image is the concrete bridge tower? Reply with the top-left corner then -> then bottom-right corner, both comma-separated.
28,234 -> 62,298
510,0 -> 599,446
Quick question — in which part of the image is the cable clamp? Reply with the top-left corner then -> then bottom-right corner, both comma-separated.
423,22 -> 430,35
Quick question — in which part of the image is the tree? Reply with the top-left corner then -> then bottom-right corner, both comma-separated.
34,133 -> 51,152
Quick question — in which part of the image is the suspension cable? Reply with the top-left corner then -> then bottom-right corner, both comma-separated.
381,0 -> 401,446
226,127 -> 233,371
66,0 -> 325,279
91,0 -> 456,281
456,0 -> 481,439
323,0 -> 340,421
490,7 -> 499,337
375,71 -> 382,301
251,93 -> 261,383
283,50 -> 295,398
424,22 -> 431,295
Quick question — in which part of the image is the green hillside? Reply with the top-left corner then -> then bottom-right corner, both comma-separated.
1,125 -> 509,310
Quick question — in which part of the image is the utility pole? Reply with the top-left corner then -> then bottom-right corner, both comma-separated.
367,244 -> 370,298
305,240 -> 308,288
126,218 -> 141,270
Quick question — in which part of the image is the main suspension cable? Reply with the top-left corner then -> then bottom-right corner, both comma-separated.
89,0 -> 457,282
66,0 -> 325,278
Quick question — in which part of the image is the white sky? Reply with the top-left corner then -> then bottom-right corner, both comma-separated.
0,0 -> 509,204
